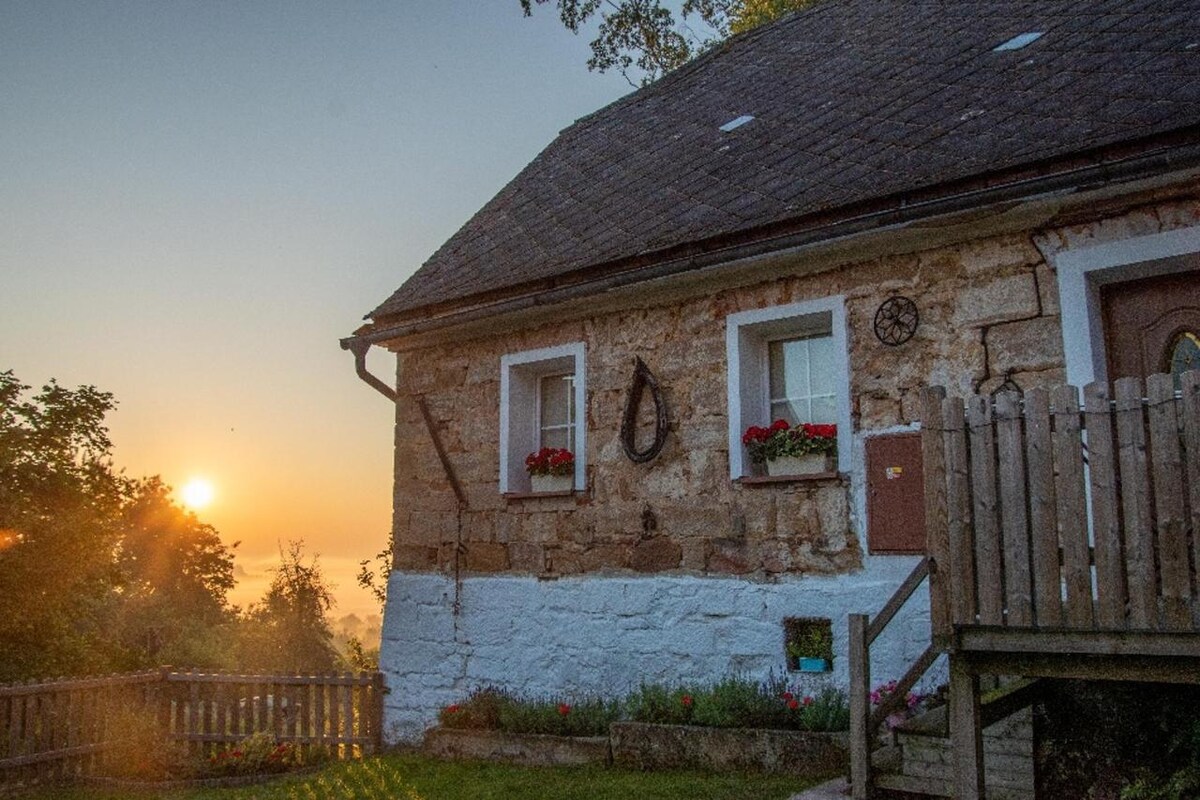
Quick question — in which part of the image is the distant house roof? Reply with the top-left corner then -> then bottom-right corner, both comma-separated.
364,0 -> 1200,328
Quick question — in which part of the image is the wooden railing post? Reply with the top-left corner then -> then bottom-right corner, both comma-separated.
849,613 -> 871,799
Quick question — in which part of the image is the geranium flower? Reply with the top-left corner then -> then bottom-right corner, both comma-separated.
681,695 -> 693,707
787,698 -> 799,710
446,704 -> 460,713
557,703 -> 571,716
780,691 -> 794,701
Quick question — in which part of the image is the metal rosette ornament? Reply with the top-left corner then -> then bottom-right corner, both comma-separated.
873,296 -> 918,346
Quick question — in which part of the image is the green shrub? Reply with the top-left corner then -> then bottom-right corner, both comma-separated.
439,687 -> 620,737
440,677 -> 851,737
207,730 -> 328,776
623,676 -> 849,732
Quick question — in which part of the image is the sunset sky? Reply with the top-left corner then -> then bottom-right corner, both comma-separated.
0,2 -> 631,617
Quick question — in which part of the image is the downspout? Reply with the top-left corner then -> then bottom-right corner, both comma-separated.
343,337 -> 397,403
341,337 -> 469,619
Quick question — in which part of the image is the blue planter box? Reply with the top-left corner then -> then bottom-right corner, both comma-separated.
798,657 -> 830,673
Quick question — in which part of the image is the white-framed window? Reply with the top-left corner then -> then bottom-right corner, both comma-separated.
499,343 -> 586,493
725,297 -> 850,479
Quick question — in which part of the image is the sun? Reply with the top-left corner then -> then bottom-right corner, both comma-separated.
180,478 -> 216,511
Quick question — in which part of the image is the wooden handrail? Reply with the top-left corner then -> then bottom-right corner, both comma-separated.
850,557 -> 942,799
866,558 -> 929,644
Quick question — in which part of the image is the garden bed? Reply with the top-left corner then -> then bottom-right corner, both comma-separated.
424,727 -> 610,767
610,721 -> 847,776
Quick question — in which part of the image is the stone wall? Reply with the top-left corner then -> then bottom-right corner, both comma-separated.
379,567 -> 936,742
388,221 -> 1075,579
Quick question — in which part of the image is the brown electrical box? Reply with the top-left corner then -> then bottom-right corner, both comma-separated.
866,432 -> 926,554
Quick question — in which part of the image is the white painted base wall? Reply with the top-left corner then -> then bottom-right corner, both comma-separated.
379,561 -> 939,743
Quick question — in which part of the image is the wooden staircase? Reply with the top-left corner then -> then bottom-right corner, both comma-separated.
849,370 -> 1200,799
870,681 -> 1038,799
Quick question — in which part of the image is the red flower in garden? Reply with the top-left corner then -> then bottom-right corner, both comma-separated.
681,694 -> 693,707
787,699 -> 799,710
780,691 -> 794,701
558,703 -> 571,716
803,696 -> 814,707
446,704 -> 460,714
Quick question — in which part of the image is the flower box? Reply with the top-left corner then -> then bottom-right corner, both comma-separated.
766,454 -> 831,476
797,657 -> 831,673
530,473 -> 573,493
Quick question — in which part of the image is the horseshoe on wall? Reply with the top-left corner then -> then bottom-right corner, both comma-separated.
620,356 -> 669,463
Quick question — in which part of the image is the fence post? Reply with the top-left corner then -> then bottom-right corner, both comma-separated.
371,672 -> 385,753
849,613 -> 871,799
920,386 -> 951,646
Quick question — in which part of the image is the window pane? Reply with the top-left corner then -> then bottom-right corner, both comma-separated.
769,339 -> 812,402
539,374 -> 575,452
540,375 -> 571,428
810,395 -> 837,424
541,427 -> 570,451
770,400 -> 805,426
807,335 -> 836,396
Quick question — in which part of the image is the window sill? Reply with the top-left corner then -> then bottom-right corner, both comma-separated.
737,472 -> 844,485
503,490 -> 579,501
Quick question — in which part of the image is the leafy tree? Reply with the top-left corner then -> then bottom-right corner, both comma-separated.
0,371 -> 129,679
115,477 -> 237,668
519,0 -> 815,84
0,370 -> 239,680
235,541 -> 341,673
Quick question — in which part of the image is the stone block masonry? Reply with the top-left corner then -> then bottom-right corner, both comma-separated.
379,566 -> 935,743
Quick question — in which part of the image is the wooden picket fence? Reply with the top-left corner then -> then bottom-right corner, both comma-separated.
922,370 -> 1200,636
0,668 -> 384,790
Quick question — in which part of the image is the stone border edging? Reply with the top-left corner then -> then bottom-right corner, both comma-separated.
423,723 -> 849,775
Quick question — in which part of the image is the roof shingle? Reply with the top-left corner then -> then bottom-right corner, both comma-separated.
368,0 -> 1200,322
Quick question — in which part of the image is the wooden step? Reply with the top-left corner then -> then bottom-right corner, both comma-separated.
872,707 -> 1035,800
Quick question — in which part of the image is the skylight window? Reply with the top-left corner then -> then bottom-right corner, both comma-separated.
720,115 -> 755,132
994,32 -> 1044,51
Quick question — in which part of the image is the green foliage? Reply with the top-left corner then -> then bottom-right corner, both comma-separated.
0,370 -> 240,680
629,676 -> 847,732
234,541 -> 341,673
520,0 -> 816,84
1122,720 -> 1200,800
438,687 -> 622,737
785,623 -> 833,661
206,730 -> 327,777
96,703 -> 197,781
442,676 -> 849,736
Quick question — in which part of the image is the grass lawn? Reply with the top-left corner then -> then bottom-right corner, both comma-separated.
16,753 -> 825,800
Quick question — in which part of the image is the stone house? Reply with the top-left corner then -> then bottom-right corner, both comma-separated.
343,0 -> 1200,741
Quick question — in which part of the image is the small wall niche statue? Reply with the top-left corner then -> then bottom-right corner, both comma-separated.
873,296 -> 919,346
621,356 -> 669,463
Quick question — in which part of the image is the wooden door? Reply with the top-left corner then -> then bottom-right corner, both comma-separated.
1101,266 -> 1200,382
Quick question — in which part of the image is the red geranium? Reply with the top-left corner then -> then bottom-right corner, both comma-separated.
681,694 -> 694,707
787,698 -> 799,710
525,447 -> 575,477
741,420 -> 837,464
557,703 -> 572,716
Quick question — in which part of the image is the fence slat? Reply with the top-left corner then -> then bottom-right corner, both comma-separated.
342,672 -> 354,754
994,391 -> 1033,627
1024,388 -> 1063,628
1147,374 -> 1192,629
1116,376 -> 1158,630
943,397 -> 977,627
967,396 -> 1004,626
1182,371 -> 1200,626
1084,381 -> 1127,630
920,387 -> 952,643
1052,384 -> 1095,629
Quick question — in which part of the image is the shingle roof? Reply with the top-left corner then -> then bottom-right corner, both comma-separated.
367,0 -> 1200,323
